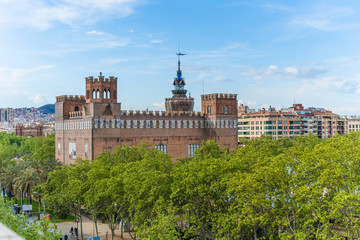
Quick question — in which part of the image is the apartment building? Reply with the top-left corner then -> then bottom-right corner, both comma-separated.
347,117 -> 360,132
282,104 -> 317,136
238,103 -> 346,141
0,108 -> 13,122
315,111 -> 346,138
238,105 -> 301,140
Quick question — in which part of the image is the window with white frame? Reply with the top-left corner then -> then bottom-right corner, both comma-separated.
155,144 -> 167,154
85,144 -> 89,158
188,144 -> 200,157
69,142 -> 76,159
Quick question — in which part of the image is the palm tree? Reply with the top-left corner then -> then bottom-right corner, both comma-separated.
14,159 -> 41,204
0,159 -> 18,200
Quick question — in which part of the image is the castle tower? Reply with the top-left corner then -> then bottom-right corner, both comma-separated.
85,72 -> 118,103
165,53 -> 194,112
201,93 -> 237,116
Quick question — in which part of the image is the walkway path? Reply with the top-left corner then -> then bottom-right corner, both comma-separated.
52,215 -> 132,240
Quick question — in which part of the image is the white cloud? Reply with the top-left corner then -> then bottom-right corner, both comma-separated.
0,65 -> 54,86
189,74 -> 233,84
28,94 -> 46,104
238,100 -> 256,106
150,40 -> 163,44
0,0 -> 142,30
220,42 -> 249,51
311,76 -> 357,92
153,102 -> 165,109
243,64 -> 327,81
207,76 -> 231,83
102,40 -> 130,48
354,88 -> 360,95
86,30 -> 106,36
289,5 -> 357,31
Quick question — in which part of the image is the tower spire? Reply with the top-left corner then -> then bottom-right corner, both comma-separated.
176,52 -> 186,80
165,50 -> 194,112
172,52 -> 187,96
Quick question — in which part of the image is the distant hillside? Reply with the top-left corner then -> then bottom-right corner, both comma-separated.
38,104 -> 55,115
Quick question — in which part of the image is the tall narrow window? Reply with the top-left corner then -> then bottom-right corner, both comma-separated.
104,90 -> 107,99
69,142 -> 76,159
188,144 -> 200,157
58,143 -> 61,155
96,89 -> 100,99
75,106 -> 79,112
108,89 -> 111,99
207,105 -> 211,114
224,105 -> 228,114
85,144 -> 88,158
92,89 -> 96,99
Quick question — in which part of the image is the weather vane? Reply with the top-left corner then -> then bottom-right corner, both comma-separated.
176,41 -> 186,71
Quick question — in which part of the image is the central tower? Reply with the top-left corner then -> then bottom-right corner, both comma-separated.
165,53 -> 194,112
85,72 -> 117,103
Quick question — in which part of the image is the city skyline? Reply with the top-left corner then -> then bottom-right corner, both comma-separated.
1,0 -> 360,114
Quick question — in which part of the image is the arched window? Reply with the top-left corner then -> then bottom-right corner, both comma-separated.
104,89 -> 107,99
96,89 -> 100,99
224,105 -> 228,115
207,105 -> 211,114
108,89 -> 111,99
92,89 -> 96,99
75,106 -> 79,112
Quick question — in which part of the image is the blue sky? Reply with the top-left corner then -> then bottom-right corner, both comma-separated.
1,0 -> 360,114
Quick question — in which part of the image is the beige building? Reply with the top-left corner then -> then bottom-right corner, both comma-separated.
315,111 -> 346,138
238,105 -> 301,140
346,117 -> 359,133
238,103 -> 347,141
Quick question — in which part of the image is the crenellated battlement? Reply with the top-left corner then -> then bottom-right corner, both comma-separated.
56,95 -> 86,102
85,75 -> 118,83
121,110 -> 203,117
201,93 -> 237,100
165,97 -> 194,101
85,72 -> 118,103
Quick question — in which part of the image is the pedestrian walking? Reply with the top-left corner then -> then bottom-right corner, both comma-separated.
74,227 -> 78,237
70,226 -> 74,235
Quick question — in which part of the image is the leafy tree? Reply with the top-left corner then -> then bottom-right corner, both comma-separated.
0,197 -> 61,240
42,159 -> 90,240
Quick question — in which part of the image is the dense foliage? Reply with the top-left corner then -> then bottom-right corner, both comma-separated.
0,197 -> 60,240
0,132 -> 60,206
39,132 -> 360,239
0,132 -> 61,239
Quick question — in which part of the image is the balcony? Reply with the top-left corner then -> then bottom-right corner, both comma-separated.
69,111 -> 83,118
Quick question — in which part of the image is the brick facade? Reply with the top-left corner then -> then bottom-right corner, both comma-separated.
55,73 -> 238,164
15,124 -> 43,137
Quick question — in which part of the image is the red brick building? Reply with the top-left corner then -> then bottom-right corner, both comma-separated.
15,124 -> 43,137
55,64 -> 237,164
